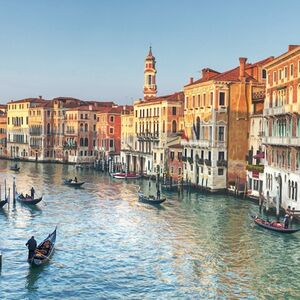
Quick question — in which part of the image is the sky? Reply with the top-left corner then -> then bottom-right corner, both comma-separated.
0,0 -> 300,105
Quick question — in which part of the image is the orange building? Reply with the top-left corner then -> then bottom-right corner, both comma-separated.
97,105 -> 133,170
167,144 -> 183,182
0,104 -> 7,157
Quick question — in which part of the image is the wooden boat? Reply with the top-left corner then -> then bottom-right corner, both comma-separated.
75,164 -> 84,170
16,192 -> 43,205
0,197 -> 8,208
138,191 -> 166,205
113,172 -> 140,179
10,166 -> 20,171
28,227 -> 57,266
63,179 -> 85,187
253,217 -> 300,234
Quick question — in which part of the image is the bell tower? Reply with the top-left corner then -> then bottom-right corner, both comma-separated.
143,47 -> 157,99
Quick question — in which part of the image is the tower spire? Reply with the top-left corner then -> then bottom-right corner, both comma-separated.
143,47 -> 157,99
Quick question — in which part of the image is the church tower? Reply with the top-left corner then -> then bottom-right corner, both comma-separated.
143,47 -> 157,99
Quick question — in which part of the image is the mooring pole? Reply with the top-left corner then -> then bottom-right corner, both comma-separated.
13,177 -> 16,204
4,179 -> 6,199
0,251 -> 2,271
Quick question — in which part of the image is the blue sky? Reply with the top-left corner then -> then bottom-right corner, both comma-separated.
0,0 -> 300,104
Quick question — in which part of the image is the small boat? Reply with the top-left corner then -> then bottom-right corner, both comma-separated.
113,172 -> 140,179
10,165 -> 20,171
28,227 -> 57,266
63,179 -> 85,187
0,197 -> 8,208
138,191 -> 166,205
16,192 -> 43,205
253,216 -> 300,234
75,164 -> 84,170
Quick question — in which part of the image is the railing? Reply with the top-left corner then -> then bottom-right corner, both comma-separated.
63,143 -> 77,150
217,160 -> 227,167
30,144 -> 41,149
205,159 -> 212,166
246,164 -> 264,173
29,131 -> 43,136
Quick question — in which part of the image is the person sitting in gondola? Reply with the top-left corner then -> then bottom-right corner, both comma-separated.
25,193 -> 30,198
74,177 -> 78,183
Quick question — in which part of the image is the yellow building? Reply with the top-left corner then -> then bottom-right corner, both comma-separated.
7,98 -> 45,158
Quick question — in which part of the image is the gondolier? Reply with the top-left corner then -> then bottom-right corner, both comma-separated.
26,236 -> 37,260
31,187 -> 35,199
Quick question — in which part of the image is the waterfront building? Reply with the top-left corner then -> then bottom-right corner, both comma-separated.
0,104 -> 7,157
167,143 -> 183,183
7,97 -> 45,158
183,56 -> 272,191
97,105 -> 133,170
120,109 -> 135,171
263,45 -> 300,210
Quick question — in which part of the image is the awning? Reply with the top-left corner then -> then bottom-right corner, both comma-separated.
253,152 -> 264,159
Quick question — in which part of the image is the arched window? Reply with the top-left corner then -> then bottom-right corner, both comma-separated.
85,124 -> 88,132
47,123 -> 50,134
80,138 -> 84,146
80,123 -> 83,132
295,182 -> 298,201
163,121 -> 165,133
172,120 -> 177,133
85,138 -> 88,147
148,75 -> 152,85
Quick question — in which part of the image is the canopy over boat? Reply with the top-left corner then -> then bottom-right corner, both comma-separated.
28,227 -> 57,266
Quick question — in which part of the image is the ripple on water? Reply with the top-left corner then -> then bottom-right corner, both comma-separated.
1,161 -> 300,299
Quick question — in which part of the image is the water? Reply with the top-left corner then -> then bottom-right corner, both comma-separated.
0,160 -> 299,299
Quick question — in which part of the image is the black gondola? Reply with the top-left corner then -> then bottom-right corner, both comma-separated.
63,179 -> 85,187
28,227 -> 57,266
138,191 -> 166,205
16,192 -> 43,205
253,216 -> 300,234
0,197 -> 8,208
10,166 -> 20,171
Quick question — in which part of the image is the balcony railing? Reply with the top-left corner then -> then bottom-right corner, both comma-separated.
217,160 -> 227,167
29,131 -> 43,136
63,142 -> 77,150
246,164 -> 264,173
205,159 -> 212,166
30,144 -> 41,149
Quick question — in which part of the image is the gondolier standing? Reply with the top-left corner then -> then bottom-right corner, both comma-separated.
26,236 -> 37,260
30,187 -> 35,199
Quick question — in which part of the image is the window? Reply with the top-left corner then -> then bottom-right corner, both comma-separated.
154,152 -> 156,161
178,168 -> 182,175
172,107 -> 176,115
203,94 -> 206,106
273,71 -> 277,82
284,66 -> 288,78
197,94 -> 201,107
109,139 -> 114,148
218,168 -> 224,176
109,127 -> 114,134
290,64 -> 294,77
170,151 -> 174,160
172,120 -> 177,133
160,153 -> 163,161
218,151 -> 225,160
148,75 -> 152,85
219,92 -> 225,106
218,126 -> 224,141
262,69 -> 267,79
210,92 -> 213,106
110,116 -> 114,123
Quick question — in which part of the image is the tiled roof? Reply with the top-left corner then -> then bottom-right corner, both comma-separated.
9,98 -> 46,104
138,92 -> 184,105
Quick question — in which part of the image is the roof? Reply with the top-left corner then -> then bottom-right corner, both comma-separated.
9,98 -> 46,104
137,92 -> 184,106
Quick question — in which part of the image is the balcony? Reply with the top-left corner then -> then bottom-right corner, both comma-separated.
205,159 -> 212,166
63,142 -> 77,150
218,106 -> 227,113
182,156 -> 187,162
262,136 -> 290,145
196,156 -> 204,165
187,157 -> 194,164
217,160 -> 227,167
30,144 -> 41,149
246,164 -> 264,173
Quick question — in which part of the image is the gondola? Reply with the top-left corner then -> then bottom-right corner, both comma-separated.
137,191 -> 166,205
16,192 -> 43,205
63,179 -> 85,187
28,227 -> 57,266
0,197 -> 8,208
10,166 -> 20,171
253,216 -> 300,234
112,172 -> 140,179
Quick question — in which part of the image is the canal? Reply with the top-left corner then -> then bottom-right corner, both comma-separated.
0,160 -> 299,299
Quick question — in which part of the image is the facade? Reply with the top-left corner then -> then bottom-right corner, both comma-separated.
263,45 -> 300,210
0,105 -> 7,157
97,106 -> 133,170
183,57 -> 272,191
131,92 -> 184,176
7,98 -> 45,159
167,144 -> 183,183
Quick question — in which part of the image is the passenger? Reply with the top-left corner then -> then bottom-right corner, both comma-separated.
25,236 -> 37,260
74,177 -> 78,183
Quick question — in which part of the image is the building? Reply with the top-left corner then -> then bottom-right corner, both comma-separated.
263,45 -> 300,210
167,143 -> 183,183
143,47 -> 157,99
7,98 -> 45,159
0,105 -> 7,157
183,56 -> 272,191
97,105 -> 133,170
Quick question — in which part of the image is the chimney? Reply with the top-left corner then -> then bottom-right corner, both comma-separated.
39,95 -> 42,99
239,57 -> 247,79
189,77 -> 194,84
202,68 -> 207,79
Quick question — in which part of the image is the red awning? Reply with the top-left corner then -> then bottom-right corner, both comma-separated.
253,152 -> 264,159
